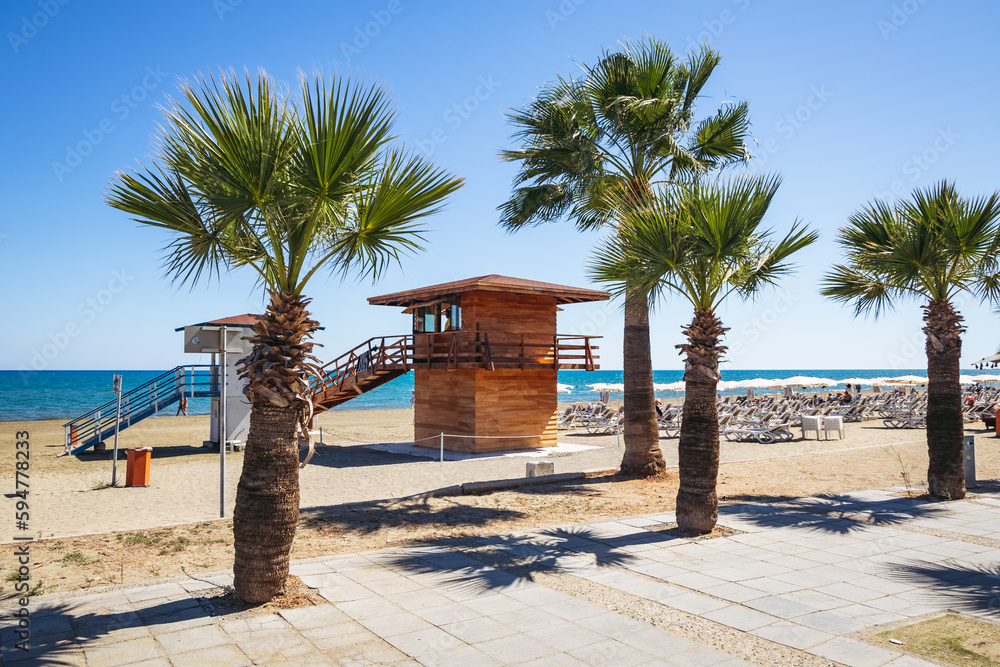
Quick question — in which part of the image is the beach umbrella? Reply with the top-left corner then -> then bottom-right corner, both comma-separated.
886,374 -> 928,385
774,375 -> 839,388
556,383 -> 573,393
970,373 -> 1000,383
837,377 -> 880,386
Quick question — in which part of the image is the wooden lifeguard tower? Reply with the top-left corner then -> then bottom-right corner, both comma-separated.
365,275 -> 608,453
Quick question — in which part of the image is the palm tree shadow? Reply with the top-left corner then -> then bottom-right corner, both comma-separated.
883,559 -> 1000,618
299,496 -> 527,536
0,596 -> 210,664
718,493 -> 947,535
381,523 -> 683,595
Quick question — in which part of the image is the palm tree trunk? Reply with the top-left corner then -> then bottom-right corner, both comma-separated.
620,289 -> 665,477
233,402 -> 300,602
232,291 -> 320,603
923,299 -> 966,500
676,308 -> 727,533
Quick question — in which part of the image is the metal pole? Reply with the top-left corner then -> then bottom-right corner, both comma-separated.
440,432 -> 444,463
220,326 -> 227,519
111,374 -> 123,486
964,435 -> 977,489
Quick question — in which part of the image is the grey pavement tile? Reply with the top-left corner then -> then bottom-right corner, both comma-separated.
702,605 -> 775,632
439,616 -> 518,643
124,584 -> 187,604
82,636 -> 166,665
536,598 -> 607,621
668,571 -> 730,590
518,653 -> 589,666
745,595 -> 818,619
699,567 -> 759,583
795,610 -> 867,635
299,619 -> 370,645
567,638 -> 653,667
883,655 -> 941,666
575,611 -> 650,638
503,585 -> 569,606
491,606 -> 565,632
618,627 -> 701,656
359,610 -> 434,638
299,571 -> 358,589
750,620 -> 833,650
665,644 -> 741,667
384,627 -> 465,657
659,592 -> 732,615
168,643 -> 251,667
288,561 -> 334,577
462,593 -> 529,616
814,581 -> 889,604
316,582 -> 374,603
391,588 -> 454,612
3,641 -> 87,666
811,636 -> 900,667
526,621 -> 607,652
832,604 -> 907,627
360,575 -> 427,597
473,634 -> 559,663
336,596 -> 404,620
219,613 -> 289,640
417,644 -> 504,667
278,603 -> 349,630
627,561 -> 689,580
411,602 -> 482,626
235,632 -> 320,663
321,636 -> 410,664
784,589 -> 854,611
738,576 -> 803,595
154,623 -> 230,656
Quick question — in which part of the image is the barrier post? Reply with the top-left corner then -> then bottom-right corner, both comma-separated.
440,432 -> 444,463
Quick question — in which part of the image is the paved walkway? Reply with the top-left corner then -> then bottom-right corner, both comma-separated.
4,486 -> 999,665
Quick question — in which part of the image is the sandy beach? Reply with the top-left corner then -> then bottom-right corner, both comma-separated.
2,407 -> 997,542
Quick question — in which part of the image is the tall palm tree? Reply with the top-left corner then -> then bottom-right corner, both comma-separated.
590,176 -> 816,532
499,37 -> 750,476
822,181 -> 1000,500
107,71 -> 462,602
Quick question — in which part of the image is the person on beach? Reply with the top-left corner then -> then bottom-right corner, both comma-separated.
176,396 -> 188,416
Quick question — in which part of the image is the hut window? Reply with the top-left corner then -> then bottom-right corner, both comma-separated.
443,302 -> 461,331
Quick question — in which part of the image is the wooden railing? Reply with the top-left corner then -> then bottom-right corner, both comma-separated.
311,332 -> 600,400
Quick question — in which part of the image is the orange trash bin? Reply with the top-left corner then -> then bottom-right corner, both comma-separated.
125,447 -> 152,487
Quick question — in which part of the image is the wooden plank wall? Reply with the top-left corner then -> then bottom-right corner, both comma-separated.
462,291 -> 556,336
413,368 -> 558,453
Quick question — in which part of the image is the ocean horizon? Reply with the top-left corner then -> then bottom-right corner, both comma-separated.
0,368 -> 965,423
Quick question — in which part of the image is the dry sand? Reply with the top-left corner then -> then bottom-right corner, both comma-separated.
1,407 -> 996,542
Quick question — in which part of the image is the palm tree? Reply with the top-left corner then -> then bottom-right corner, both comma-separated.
590,176 -> 816,532
822,181 -> 1000,500
107,71 -> 462,602
498,37 -> 750,477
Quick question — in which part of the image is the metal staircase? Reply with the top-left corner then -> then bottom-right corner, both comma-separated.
63,365 -> 219,455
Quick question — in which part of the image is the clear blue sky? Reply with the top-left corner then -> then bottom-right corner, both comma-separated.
3,0 -> 999,372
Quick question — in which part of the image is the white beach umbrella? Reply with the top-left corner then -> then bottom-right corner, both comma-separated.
886,374 -> 929,385
970,373 -> 1000,382
774,375 -> 839,388
556,383 -> 573,393
837,377 -> 880,386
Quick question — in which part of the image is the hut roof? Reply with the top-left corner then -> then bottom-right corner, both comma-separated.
368,275 -> 610,307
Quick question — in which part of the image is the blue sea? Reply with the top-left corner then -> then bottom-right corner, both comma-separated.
0,368 -> 962,423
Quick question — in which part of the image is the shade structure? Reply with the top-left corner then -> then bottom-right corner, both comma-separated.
773,376 -> 839,388
971,353 -> 1000,367
732,378 -> 779,389
886,374 -> 928,385
556,383 -> 573,393
588,382 -> 624,392
970,373 -> 1000,382
837,377 -> 884,386
656,381 -> 687,391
